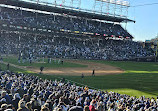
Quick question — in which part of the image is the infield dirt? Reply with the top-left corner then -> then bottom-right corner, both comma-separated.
25,60 -> 124,76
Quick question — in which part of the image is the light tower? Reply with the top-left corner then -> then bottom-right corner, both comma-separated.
93,0 -> 130,18
52,0 -> 81,9
70,0 -> 81,9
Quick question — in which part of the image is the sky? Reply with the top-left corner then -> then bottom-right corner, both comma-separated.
25,0 -> 158,41
127,0 -> 158,41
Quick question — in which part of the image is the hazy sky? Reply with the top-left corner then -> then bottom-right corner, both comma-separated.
25,0 -> 158,41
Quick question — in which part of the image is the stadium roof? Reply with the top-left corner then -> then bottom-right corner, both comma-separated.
0,0 -> 135,23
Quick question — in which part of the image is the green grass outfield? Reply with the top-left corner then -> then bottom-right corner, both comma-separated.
1,56 -> 158,98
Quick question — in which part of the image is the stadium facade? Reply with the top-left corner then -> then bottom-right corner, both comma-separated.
0,0 -> 156,61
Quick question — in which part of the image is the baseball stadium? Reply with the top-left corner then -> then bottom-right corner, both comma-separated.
0,0 -> 158,110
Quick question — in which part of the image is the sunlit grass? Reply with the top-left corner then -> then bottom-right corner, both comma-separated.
2,57 -> 158,98
106,88 -> 157,98
126,70 -> 158,73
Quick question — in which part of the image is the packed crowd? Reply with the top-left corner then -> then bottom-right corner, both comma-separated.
0,31 -> 153,61
0,5 -> 157,111
0,70 -> 158,111
0,6 -> 154,60
0,6 -> 132,38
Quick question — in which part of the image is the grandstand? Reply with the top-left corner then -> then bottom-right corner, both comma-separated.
0,0 -> 154,61
0,0 -> 158,111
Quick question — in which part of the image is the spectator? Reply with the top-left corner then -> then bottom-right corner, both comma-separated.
0,70 -> 157,110
12,93 -> 21,110
89,100 -> 96,111
1,91 -> 12,104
